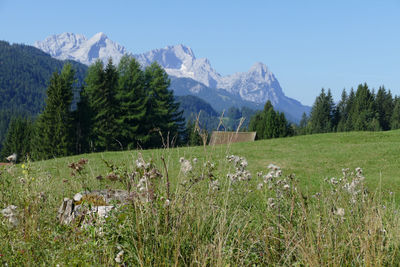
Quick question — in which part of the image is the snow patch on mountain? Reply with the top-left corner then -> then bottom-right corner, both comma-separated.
34,32 -> 128,65
34,33 -> 310,121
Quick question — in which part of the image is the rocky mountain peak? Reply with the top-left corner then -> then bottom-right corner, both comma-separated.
33,33 -> 310,121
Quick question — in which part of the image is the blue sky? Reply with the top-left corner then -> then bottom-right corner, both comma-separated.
1,0 -> 399,106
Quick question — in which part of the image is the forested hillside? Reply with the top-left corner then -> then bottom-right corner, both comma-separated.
0,41 -> 88,149
300,84 -> 400,134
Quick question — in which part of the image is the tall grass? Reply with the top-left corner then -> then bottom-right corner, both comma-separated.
1,144 -> 400,265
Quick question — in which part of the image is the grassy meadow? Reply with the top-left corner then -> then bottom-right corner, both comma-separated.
1,130 -> 400,265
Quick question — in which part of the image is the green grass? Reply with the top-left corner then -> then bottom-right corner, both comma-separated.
1,130 -> 400,265
22,130 -> 400,197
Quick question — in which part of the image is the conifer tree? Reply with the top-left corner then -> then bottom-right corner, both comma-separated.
73,86 -> 92,154
116,56 -> 148,149
144,62 -> 185,148
298,112 -> 309,135
33,63 -> 75,159
185,120 -> 203,146
352,83 -> 375,130
336,89 -> 348,132
345,88 -> 356,131
84,59 -> 119,151
309,88 -> 334,133
375,86 -> 393,131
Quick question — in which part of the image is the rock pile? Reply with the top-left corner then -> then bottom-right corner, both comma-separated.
57,189 -> 130,225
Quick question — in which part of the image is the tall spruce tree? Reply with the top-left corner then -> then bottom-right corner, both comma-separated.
144,62 -> 185,148
84,59 -> 119,151
33,63 -> 75,159
352,83 -> 375,130
73,86 -> 92,154
116,56 -> 148,149
336,89 -> 348,132
345,88 -> 356,131
375,86 -> 393,131
309,88 -> 335,133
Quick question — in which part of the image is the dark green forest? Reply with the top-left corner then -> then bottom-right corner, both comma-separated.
0,41 -> 88,149
298,84 -> 400,135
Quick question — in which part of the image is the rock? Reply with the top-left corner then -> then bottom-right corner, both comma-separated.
57,189 -> 131,226
1,205 -> 19,226
73,193 -> 83,202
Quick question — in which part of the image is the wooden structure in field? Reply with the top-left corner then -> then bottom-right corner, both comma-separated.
209,131 -> 256,145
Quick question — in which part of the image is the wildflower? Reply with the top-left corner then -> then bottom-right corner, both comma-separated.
136,159 -> 145,169
21,164 -> 25,169
19,178 -> 26,184
240,159 -> 248,168
283,184 -> 290,190
165,199 -> 170,206
192,158 -> 198,164
263,172 -> 273,183
267,163 -> 280,171
330,177 -> 339,185
180,158 -> 192,175
209,180 -> 220,191
257,183 -> 263,190
267,198 -> 275,208
115,250 -> 124,263
334,207 -> 345,217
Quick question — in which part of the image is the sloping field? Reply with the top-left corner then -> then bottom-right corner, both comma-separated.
30,130 -> 400,196
2,130 -> 400,265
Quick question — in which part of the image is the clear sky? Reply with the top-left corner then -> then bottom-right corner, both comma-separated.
1,0 -> 399,106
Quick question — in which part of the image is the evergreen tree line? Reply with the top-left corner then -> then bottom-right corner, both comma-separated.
248,100 -> 293,139
299,83 -> 400,134
1,56 -> 185,161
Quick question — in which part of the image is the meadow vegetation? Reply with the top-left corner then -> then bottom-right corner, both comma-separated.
1,130 -> 400,265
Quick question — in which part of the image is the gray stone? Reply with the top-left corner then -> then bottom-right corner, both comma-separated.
73,193 -> 83,202
1,205 -> 19,226
57,189 -> 131,225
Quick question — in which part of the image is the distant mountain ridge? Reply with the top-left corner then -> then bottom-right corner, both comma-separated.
34,32 -> 127,65
34,32 -> 311,122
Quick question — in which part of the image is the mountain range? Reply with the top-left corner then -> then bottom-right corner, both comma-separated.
34,32 -> 310,122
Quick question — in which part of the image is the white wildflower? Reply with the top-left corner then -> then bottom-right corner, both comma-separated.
330,177 -> 339,185
275,170 -> 282,177
209,180 -> 220,191
267,163 -> 280,171
334,207 -> 345,217
283,184 -> 290,190
115,250 -> 124,263
267,198 -> 275,208
263,172 -> 273,183
257,183 -> 264,190
180,158 -> 192,175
